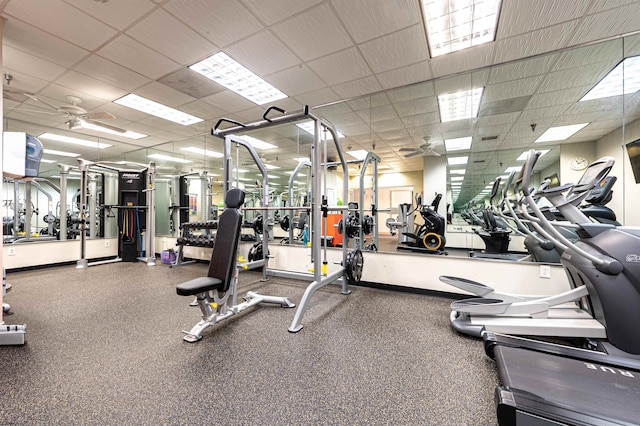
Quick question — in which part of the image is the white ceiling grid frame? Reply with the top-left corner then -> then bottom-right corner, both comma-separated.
488,54 -> 557,84
308,47 -> 373,86
430,42 -> 496,78
493,21 -> 581,64
2,45 -> 68,83
74,55 -> 152,92
224,30 -> 301,77
4,0 -> 118,50
525,87 -> 588,110
482,75 -> 544,103
132,82 -> 198,109
97,35 -> 181,80
376,60 -> 433,90
2,19 -> 89,68
332,76 -> 382,99
359,24 -> 430,74
126,9 -> 217,66
238,0 -> 324,26
163,0 -> 261,48
271,3 -> 353,62
497,0 -> 591,38
569,2 -> 640,46
332,0 -> 420,43
55,70 -> 128,103
536,65 -> 616,94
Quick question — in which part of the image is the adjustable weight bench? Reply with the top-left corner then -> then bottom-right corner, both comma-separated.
176,188 -> 295,342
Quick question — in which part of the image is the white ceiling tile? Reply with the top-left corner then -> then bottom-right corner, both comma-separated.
74,55 -> 152,92
239,0 -> 323,26
333,0 -> 419,43
621,33 -> 640,57
355,105 -> 398,123
360,25 -> 429,74
263,65 -> 326,98
401,112 -> 440,128
430,43 -> 496,78
201,90 -> 256,113
272,3 -> 353,62
1,72 -> 49,96
494,21 -> 580,64
537,64 -> 613,93
371,118 -> 404,132
308,47 -> 371,86
498,0 -> 590,38
483,76 -> 544,103
488,55 -> 557,84
518,105 -> 571,123
551,40 -> 622,72
98,35 -> 181,80
4,0 -> 117,50
134,82 -> 197,108
376,61 -> 433,91
526,88 -> 587,110
55,71 -> 128,102
293,88 -> 341,107
3,19 -> 89,68
340,123 -> 372,137
164,0 -> 262,47
3,45 -> 67,82
65,0 -> 156,30
126,9 -> 216,66
226,30 -> 300,76
394,97 -> 438,117
386,81 -> 435,103
570,3 -> 640,46
332,76 -> 382,99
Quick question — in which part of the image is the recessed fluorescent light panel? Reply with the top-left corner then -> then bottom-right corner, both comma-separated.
148,153 -> 192,163
43,149 -> 80,158
189,51 -> 287,105
438,88 -> 483,122
296,121 -> 345,139
444,136 -> 472,151
347,150 -> 369,160
450,176 -> 464,181
180,146 -> 224,158
114,94 -> 203,126
265,164 -> 281,170
447,156 -> 468,166
516,149 -> 549,161
239,135 -> 278,150
580,56 -> 640,101
39,158 -> 56,164
504,166 -> 522,173
449,169 -> 466,174
422,0 -> 502,57
39,132 -> 112,149
535,123 -> 589,143
294,157 -> 310,163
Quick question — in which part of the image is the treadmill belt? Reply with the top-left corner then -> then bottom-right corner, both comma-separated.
495,346 -> 640,424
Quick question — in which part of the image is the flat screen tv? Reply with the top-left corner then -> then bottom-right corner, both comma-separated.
626,138 -> 640,184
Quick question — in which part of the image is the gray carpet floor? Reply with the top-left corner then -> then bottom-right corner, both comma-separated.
1,262 -> 498,425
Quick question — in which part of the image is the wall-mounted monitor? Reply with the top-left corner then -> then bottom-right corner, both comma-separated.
626,139 -> 640,184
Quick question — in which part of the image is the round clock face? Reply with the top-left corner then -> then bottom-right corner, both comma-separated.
569,157 -> 588,171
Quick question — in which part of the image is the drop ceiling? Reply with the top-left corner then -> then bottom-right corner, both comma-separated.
2,0 -> 640,207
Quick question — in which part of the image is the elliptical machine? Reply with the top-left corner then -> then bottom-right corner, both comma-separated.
398,193 -> 447,254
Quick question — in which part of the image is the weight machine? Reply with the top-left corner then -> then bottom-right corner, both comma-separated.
76,159 -> 156,268
213,106 -> 364,332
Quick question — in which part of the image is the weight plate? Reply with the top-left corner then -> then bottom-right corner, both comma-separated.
345,249 -> 364,284
253,215 -> 263,234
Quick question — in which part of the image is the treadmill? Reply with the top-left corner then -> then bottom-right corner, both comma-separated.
483,149 -> 640,425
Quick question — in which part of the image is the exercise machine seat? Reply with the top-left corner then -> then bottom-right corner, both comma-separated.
176,188 -> 245,296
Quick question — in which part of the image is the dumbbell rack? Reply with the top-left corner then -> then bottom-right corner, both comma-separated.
171,220 -> 218,268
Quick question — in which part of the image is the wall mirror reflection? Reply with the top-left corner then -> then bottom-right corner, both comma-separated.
4,33 -> 640,266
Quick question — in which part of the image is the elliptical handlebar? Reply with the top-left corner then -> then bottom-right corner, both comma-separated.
519,150 -> 622,275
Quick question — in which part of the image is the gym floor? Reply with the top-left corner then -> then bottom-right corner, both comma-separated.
1,262 -> 498,425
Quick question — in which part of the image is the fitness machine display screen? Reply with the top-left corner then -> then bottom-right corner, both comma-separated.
626,138 -> 640,184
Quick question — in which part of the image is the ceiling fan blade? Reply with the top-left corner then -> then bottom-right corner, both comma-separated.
403,151 -> 421,158
424,151 -> 441,157
24,93 -> 63,112
84,119 -> 127,133
9,108 -> 61,115
82,111 -> 116,120
399,147 -> 419,152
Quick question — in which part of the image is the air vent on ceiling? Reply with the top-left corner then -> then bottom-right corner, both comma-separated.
481,135 -> 499,141
473,160 -> 485,163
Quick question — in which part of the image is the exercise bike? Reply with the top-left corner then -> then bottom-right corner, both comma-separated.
398,193 -> 447,254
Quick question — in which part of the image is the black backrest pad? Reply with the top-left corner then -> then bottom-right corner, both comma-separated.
226,188 -> 245,209
208,190 -> 244,291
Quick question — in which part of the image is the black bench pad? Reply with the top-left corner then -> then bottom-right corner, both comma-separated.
176,277 -> 224,296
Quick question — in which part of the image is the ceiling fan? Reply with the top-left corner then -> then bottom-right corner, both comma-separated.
399,139 -> 441,158
11,93 -> 126,134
